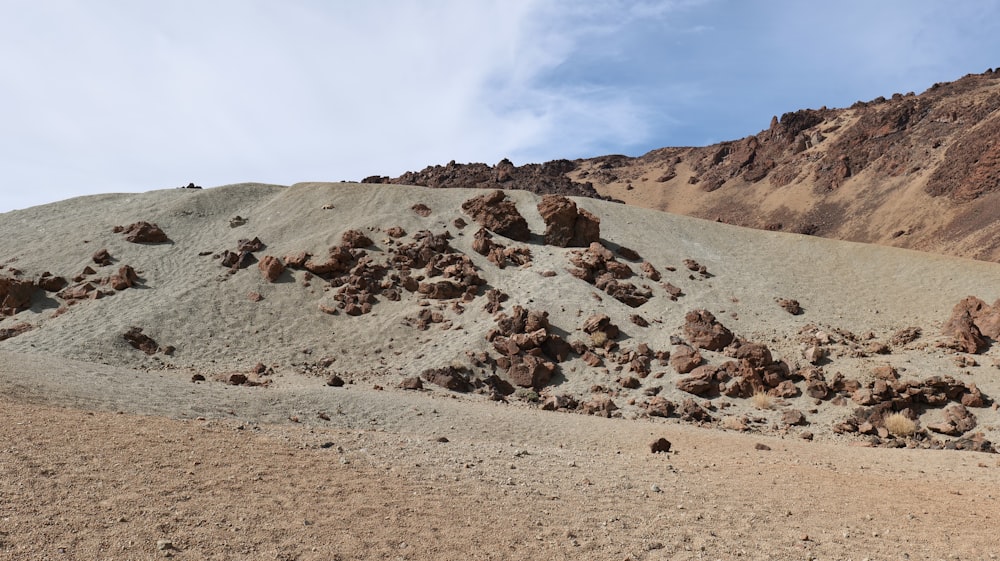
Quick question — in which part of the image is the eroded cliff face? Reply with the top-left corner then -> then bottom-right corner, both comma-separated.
377,69 -> 1000,261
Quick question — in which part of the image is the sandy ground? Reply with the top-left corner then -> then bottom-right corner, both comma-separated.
3,183 -> 1000,559
2,356 -> 1000,561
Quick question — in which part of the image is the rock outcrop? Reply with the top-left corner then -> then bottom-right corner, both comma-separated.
536,195 -> 600,247
460,190 -> 530,242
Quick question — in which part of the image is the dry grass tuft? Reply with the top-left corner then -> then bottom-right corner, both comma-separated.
589,331 -> 609,348
883,412 -> 917,436
751,391 -> 773,410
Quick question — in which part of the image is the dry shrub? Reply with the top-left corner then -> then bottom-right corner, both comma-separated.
590,330 -> 609,348
751,391 -> 773,410
884,412 -> 916,436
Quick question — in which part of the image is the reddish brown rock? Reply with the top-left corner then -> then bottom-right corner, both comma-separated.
579,396 -> 618,417
683,309 -> 734,351
0,322 -> 32,342
0,277 -> 37,316
341,229 -> 373,248
508,355 -> 555,388
782,409 -> 807,425
461,190 -> 530,242
411,203 -> 432,217
385,226 -> 407,238
119,222 -> 170,244
943,306 -> 987,353
536,195 -> 600,247
669,344 -> 702,374
123,327 -> 159,355
640,261 -> 661,281
236,237 -> 265,252
582,314 -> 620,340
777,298 -> 803,315
581,350 -> 603,367
421,366 -> 474,392
92,248 -> 113,266
676,365 -> 716,396
643,396 -> 675,418
258,255 -> 284,282
649,438 -> 672,454
108,265 -> 139,290
399,377 -> 423,390
36,273 -> 68,293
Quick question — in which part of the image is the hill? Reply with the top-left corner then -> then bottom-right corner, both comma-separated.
374,69 -> 1000,261
3,183 -> 1000,558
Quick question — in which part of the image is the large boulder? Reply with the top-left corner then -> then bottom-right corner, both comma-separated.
0,277 -> 37,316
117,222 -> 170,244
536,195 -> 600,247
683,309 -> 734,351
943,307 -> 987,353
461,190 -> 530,241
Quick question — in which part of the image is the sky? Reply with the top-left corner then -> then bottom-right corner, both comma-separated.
3,0 -> 1000,212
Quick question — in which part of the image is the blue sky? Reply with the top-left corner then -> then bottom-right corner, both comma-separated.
3,0 -> 1000,212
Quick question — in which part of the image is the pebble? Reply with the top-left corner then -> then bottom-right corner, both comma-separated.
650,484 -> 662,493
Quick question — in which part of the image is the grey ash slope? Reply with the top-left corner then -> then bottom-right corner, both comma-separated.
1,182 -> 1000,447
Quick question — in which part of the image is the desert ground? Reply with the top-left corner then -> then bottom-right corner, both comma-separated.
2,182 -> 1000,560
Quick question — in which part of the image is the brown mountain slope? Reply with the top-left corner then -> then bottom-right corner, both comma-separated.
377,69 -> 1000,261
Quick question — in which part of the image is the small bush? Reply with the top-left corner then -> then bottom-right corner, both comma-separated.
751,391 -> 773,410
590,330 -> 609,348
884,412 -> 917,436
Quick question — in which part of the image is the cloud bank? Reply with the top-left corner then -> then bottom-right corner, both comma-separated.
2,0 -> 999,211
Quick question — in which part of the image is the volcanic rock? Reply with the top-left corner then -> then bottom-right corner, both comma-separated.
108,265 -> 139,290
92,248 -> 113,266
460,190 -> 530,242
421,366 -> 474,392
0,277 -> 37,316
536,195 -> 600,247
119,222 -> 170,244
258,255 -> 285,282
943,307 -> 987,354
649,438 -> 672,454
123,327 -> 159,355
683,309 -> 734,351
669,344 -> 702,374
508,354 -> 556,388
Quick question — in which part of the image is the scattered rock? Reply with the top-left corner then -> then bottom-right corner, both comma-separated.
92,248 -> 113,266
777,298 -> 803,315
123,327 -> 159,355
649,438 -> 672,454
421,365 -> 474,392
118,222 -> 170,244
399,376 -> 423,390
258,255 -> 285,282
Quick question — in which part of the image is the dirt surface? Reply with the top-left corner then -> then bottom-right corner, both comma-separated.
2,360 -> 1000,561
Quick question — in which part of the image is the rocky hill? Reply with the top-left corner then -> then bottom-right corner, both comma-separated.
2,182 -> 1000,454
375,69 -> 1000,261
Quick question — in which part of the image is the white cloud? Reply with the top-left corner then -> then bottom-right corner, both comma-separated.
1,0 -> 998,212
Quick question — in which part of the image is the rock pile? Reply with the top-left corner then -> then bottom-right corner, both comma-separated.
568,243 -> 652,307
471,228 -> 532,268
486,306 -> 573,388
